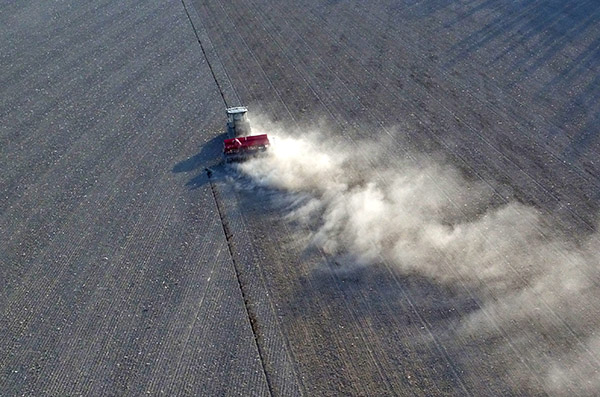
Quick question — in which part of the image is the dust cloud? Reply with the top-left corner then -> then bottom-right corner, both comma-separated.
237,115 -> 600,395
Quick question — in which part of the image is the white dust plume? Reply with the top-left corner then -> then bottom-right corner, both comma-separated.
237,115 -> 600,395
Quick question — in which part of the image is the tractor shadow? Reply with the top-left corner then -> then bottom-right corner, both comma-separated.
172,133 -> 227,189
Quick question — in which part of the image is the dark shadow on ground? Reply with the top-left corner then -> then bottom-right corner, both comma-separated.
173,133 -> 226,173
172,133 -> 227,189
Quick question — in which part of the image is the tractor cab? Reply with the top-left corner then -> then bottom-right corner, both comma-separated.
226,106 -> 252,138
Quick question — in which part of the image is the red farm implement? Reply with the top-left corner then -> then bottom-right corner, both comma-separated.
223,134 -> 270,162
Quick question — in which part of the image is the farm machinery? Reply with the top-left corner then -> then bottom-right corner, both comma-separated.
223,106 -> 270,162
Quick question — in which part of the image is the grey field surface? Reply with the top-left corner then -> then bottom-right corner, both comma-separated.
1,0 -> 599,396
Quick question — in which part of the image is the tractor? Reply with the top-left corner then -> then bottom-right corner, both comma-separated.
223,106 -> 270,162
